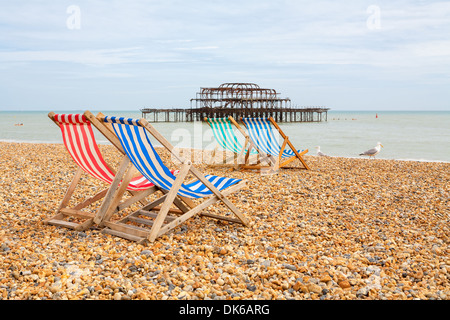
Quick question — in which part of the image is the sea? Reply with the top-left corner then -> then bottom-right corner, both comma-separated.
1,110 -> 449,163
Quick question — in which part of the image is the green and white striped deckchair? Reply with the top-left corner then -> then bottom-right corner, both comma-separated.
205,116 -> 257,167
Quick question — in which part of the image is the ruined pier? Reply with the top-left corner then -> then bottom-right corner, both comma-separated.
141,83 -> 329,122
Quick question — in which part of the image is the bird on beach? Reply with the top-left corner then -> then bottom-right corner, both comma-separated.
316,146 -> 329,157
359,142 -> 383,158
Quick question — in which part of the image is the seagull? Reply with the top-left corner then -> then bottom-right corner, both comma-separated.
359,142 -> 383,158
316,146 -> 329,157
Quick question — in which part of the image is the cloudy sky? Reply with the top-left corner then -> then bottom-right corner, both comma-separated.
0,0 -> 449,111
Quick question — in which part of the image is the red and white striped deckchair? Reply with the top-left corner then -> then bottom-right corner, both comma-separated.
45,112 -> 162,231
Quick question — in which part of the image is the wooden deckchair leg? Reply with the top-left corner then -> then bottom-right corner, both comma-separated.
44,166 -> 105,231
148,181 -> 247,241
273,137 -> 289,171
102,161 -> 137,224
139,189 -> 191,214
236,136 -> 249,166
188,166 -> 248,226
156,180 -> 246,239
269,117 -> 310,170
58,167 -> 83,211
287,148 -> 309,170
178,195 -> 196,209
44,167 -> 83,224
148,162 -> 191,242
280,149 -> 308,168
296,149 -> 310,170
244,146 -> 252,166
116,186 -> 158,212
93,155 -> 131,225
73,189 -> 109,210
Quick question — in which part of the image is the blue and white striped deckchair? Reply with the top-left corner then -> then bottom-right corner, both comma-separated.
205,117 -> 258,166
241,117 -> 310,171
96,115 -> 248,243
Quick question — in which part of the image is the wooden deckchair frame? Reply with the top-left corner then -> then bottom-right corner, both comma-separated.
241,117 -> 310,173
45,111 -> 160,231
96,115 -> 249,244
204,116 -> 258,168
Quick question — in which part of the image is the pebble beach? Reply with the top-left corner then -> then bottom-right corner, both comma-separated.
0,141 -> 449,301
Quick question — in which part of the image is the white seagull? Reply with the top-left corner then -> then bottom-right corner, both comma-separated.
359,142 -> 383,158
316,146 -> 329,157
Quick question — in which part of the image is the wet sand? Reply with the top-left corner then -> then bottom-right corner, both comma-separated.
0,141 -> 449,300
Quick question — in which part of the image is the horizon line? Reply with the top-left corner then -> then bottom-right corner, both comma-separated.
1,109 -> 449,112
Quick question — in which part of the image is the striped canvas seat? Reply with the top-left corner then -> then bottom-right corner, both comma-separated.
104,116 -> 242,199
239,117 -> 310,172
206,117 -> 257,155
54,114 -> 153,191
242,118 -> 305,158
45,112 -> 164,232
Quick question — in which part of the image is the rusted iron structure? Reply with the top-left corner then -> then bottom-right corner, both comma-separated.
191,82 -> 290,110
141,83 -> 329,122
188,83 -> 328,122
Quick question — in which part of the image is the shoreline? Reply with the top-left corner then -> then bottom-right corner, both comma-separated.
1,141 -> 449,301
1,140 -> 449,164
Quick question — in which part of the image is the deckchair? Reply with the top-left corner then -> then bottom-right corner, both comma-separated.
241,117 -> 310,172
45,112 -> 162,231
95,115 -> 249,243
204,116 -> 257,167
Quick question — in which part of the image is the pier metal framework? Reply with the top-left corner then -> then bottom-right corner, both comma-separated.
191,83 -> 291,110
141,83 -> 329,122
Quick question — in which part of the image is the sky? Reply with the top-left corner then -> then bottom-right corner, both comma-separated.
0,0 -> 449,111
